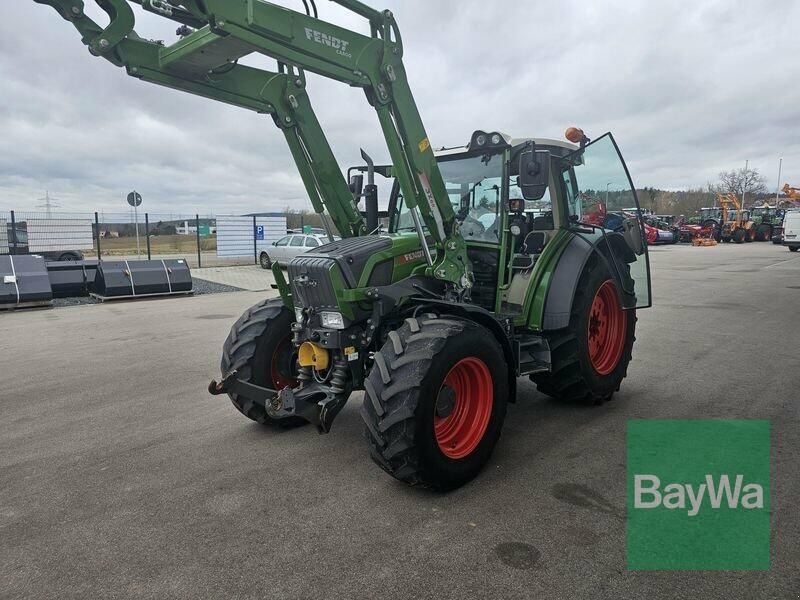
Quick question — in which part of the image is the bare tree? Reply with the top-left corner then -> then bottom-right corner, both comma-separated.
712,167 -> 767,200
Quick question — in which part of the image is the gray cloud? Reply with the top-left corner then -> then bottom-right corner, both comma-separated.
1,0 -> 798,215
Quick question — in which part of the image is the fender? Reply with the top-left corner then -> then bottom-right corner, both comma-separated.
541,232 -> 636,330
409,298 -> 518,404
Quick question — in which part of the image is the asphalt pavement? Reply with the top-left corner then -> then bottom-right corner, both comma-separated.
1,242 -> 798,599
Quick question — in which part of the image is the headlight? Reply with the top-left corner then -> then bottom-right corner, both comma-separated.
320,311 -> 345,330
294,307 -> 304,323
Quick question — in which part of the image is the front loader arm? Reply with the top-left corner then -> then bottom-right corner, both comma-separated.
34,0 -> 472,289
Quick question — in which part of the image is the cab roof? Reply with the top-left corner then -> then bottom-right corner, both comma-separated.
433,136 -> 578,158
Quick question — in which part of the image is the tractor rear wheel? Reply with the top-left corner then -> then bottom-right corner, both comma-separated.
220,299 -> 305,427
362,315 -> 508,490
733,228 -> 746,244
532,257 -> 636,404
756,224 -> 772,242
701,219 -> 721,242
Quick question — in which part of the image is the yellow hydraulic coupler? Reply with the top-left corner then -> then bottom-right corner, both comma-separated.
298,342 -> 330,371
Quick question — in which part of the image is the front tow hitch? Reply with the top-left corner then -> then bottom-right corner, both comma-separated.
208,372 -> 349,433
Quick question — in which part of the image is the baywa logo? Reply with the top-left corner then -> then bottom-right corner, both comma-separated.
634,473 -> 765,517
627,420 -> 770,570
304,28 -> 353,59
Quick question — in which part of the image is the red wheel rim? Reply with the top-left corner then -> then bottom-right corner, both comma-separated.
588,280 -> 627,376
270,336 -> 298,390
434,357 -> 493,460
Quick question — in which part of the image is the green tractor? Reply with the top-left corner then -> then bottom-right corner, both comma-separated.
37,0 -> 652,489
749,205 -> 784,242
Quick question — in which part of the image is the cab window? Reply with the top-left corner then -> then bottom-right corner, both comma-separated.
393,150 -> 509,244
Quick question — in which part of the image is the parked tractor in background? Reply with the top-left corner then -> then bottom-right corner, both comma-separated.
37,0 -> 652,490
749,204 -> 784,242
717,193 -> 756,243
698,207 -> 724,242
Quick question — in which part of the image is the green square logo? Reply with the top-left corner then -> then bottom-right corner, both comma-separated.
627,420 -> 770,570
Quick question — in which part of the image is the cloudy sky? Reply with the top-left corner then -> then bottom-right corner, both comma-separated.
1,1 -> 798,216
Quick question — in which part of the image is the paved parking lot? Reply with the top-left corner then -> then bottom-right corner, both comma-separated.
1,243 -> 798,599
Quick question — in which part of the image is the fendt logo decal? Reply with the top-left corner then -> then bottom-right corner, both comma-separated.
395,249 -> 425,266
304,28 -> 352,58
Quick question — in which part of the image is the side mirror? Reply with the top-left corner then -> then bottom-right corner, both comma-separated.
349,174 -> 364,198
517,148 -> 550,201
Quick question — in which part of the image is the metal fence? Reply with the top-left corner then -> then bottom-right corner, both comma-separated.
0,210 -> 288,268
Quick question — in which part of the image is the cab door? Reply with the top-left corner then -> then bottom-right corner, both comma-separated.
561,133 -> 652,309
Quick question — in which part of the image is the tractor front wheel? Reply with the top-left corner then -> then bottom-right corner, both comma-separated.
362,316 -> 508,490
532,258 -> 636,404
220,299 -> 305,427
733,229 -> 746,244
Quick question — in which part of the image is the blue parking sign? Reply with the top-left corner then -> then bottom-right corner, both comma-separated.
255,225 -> 265,240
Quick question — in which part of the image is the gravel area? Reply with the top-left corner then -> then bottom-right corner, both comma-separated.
191,278 -> 244,295
52,296 -> 99,308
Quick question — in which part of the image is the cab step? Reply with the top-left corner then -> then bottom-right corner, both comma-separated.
514,335 -> 551,376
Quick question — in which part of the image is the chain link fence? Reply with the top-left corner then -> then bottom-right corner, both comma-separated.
0,210 -> 288,268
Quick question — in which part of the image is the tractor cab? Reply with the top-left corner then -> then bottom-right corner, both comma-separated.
376,130 -> 651,316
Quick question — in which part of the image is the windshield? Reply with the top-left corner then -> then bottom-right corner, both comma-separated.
394,150 -> 534,244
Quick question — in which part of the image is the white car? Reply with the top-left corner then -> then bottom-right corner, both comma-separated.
260,233 -> 333,268
783,210 -> 800,252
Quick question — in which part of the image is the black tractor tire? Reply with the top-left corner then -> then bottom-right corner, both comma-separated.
259,252 -> 272,270
220,298 -> 305,427
733,228 -> 746,244
702,219 -> 721,242
756,224 -> 772,242
531,257 -> 636,404
362,315 -> 508,491
790,246 -> 799,253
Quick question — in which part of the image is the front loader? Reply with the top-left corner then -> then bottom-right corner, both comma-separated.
37,0 -> 652,490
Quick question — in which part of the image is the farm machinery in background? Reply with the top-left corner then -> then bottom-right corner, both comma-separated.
676,212 -> 721,244
622,208 -> 675,245
782,184 -> 800,203
749,203 -> 786,244
693,194 -> 756,244
646,215 -> 679,244
717,193 -> 756,243
36,0 -> 652,490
